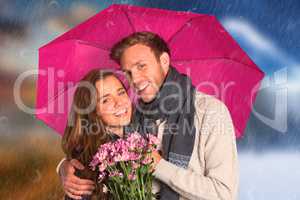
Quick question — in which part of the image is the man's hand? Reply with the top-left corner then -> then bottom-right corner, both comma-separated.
59,159 -> 95,199
151,151 -> 162,170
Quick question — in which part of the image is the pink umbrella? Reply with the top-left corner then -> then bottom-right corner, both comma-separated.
36,4 -> 264,138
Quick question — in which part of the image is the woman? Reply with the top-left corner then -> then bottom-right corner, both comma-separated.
62,69 -> 133,199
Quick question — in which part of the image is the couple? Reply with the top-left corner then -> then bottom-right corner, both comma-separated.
58,31 -> 239,200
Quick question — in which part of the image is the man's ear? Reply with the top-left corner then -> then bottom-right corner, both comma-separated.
160,52 -> 170,76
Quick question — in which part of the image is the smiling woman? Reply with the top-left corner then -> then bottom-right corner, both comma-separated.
95,75 -> 132,132
62,69 -> 133,199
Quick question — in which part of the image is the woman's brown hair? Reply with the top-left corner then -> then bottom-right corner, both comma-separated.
62,69 -> 118,199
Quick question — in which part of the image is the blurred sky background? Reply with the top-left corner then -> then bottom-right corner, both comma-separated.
0,0 -> 299,199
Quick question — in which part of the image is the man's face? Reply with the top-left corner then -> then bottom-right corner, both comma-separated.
120,44 -> 169,103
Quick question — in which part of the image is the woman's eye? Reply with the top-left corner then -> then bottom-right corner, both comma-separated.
119,90 -> 126,95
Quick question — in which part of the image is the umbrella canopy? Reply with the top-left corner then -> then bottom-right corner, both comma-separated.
36,4 -> 264,137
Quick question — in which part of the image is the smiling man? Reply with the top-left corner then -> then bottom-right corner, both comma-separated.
58,31 -> 239,200
118,42 -> 169,103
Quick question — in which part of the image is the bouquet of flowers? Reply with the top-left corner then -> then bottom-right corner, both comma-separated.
90,133 -> 159,200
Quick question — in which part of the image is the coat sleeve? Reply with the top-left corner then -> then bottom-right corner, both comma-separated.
153,99 -> 239,200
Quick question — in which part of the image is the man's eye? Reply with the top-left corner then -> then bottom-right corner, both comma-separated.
137,64 -> 145,70
101,98 -> 109,104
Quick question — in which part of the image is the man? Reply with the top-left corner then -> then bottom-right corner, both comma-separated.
58,31 -> 239,200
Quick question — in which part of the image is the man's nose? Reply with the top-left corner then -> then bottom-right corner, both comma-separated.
132,73 -> 144,87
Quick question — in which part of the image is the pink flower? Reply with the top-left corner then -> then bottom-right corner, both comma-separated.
131,161 -> 140,169
98,172 -> 106,182
90,132 -> 159,199
128,172 -> 137,180
90,132 -> 159,186
109,171 -> 123,178
99,162 -> 107,172
141,156 -> 152,165
147,134 -> 159,147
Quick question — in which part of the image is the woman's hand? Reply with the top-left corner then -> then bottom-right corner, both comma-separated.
59,159 -> 95,199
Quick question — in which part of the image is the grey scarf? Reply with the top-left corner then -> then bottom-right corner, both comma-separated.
133,67 -> 196,200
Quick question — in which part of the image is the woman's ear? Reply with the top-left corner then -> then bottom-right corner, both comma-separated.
160,52 -> 170,76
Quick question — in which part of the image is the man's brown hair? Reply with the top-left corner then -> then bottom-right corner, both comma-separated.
110,31 -> 170,64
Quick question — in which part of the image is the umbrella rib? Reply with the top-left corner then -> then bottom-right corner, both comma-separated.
41,42 -> 78,108
121,7 -> 136,33
39,83 -> 71,110
172,57 -> 264,74
167,16 -> 204,44
77,40 -> 111,52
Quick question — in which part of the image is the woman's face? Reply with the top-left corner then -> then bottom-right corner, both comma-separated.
95,75 -> 132,127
